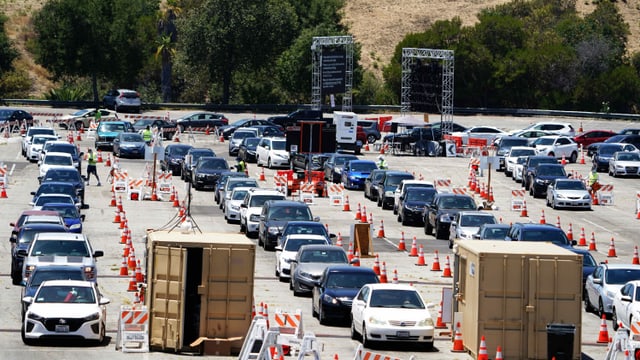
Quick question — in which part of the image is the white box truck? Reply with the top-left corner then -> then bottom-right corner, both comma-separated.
333,111 -> 363,154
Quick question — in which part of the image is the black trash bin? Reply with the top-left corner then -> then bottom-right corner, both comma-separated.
547,323 -> 575,360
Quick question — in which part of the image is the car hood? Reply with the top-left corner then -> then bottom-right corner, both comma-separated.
346,171 -> 372,178
324,287 -> 360,299
537,175 -> 567,181
404,200 -> 428,208
363,307 -> 431,322
28,303 -> 100,317
98,131 -> 121,137
120,141 -> 146,147
554,189 -> 590,197
614,160 -> 640,166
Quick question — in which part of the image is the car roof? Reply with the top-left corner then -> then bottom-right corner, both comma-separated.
34,232 -> 87,241
21,222 -> 66,230
266,200 -> 309,208
366,283 -> 418,291
299,244 -> 343,252
284,234 -> 328,241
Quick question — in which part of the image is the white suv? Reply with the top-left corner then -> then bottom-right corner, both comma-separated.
532,135 -> 579,162
511,122 -> 575,137
256,137 -> 289,169
103,89 -> 141,113
21,127 -> 57,157
239,188 -> 286,237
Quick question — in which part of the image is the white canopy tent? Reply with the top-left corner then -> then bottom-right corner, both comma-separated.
386,115 -> 428,127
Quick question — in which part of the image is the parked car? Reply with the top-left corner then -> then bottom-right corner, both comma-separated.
224,187 -> 251,223
472,223 -> 511,240
373,171 -> 415,209
574,130 -> 617,148
256,137 -> 289,168
510,121 -> 576,137
132,118 -> 176,140
21,127 -> 57,157
510,129 -> 557,144
587,134 -> 640,157
521,155 -> 560,190
532,135 -> 579,162
350,283 -> 434,349
181,148 -> 216,181
364,169 -> 387,201
505,223 -> 575,248
9,210 -> 60,244
312,266 -> 379,324
21,280 -> 109,344
30,182 -> 81,209
217,118 -> 279,139
174,112 -> 229,132
0,108 -> 34,127
103,88 -> 141,113
113,132 -> 146,159
220,177 -> 259,211
239,189 -> 286,237
31,193 -> 77,211
393,180 -> 435,215
258,200 -> 316,250
238,137 -> 260,163
214,172 -> 248,205
11,223 -> 69,285
39,168 -> 86,205
341,160 -> 378,190
191,156 -> 230,191
585,263 -> 640,318
528,163 -> 568,198
229,128 -> 259,156
397,187 -> 438,226
58,109 -> 112,130
504,146 -> 537,177
545,178 -> 592,210
94,121 -> 134,151
448,211 -> 498,248
324,153 -> 359,183
278,221 -> 332,245
357,120 -> 381,144
450,126 -> 507,146
511,156 -> 530,182
612,280 -> 640,330
424,193 -> 479,240
160,144 -> 193,176
495,136 -> 531,171
275,234 -> 330,281
38,152 -> 75,179
593,143 -> 639,172
248,125 -> 285,138
609,151 -> 640,177
41,202 -> 85,233
290,244 -> 349,296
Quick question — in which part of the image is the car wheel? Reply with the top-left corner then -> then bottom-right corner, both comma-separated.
612,309 -> 619,330
367,135 -> 376,144
267,158 -> 273,169
362,323 -> 372,348
584,295 -> 595,313
350,319 -> 359,340
435,223 -> 446,240
289,277 -> 294,291
425,221 -> 433,235
424,341 -> 434,351
21,325 -> 34,346
569,151 -> 578,163
11,273 -> 20,286
397,213 -> 402,223
393,205 -> 398,215
599,298 -> 607,319
377,196 -> 383,207
318,305 -> 327,325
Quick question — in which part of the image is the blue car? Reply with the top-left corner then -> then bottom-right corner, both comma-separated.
340,160 -> 378,189
113,132 -> 146,159
311,265 -> 379,324
40,168 -> 86,206
41,203 -> 85,233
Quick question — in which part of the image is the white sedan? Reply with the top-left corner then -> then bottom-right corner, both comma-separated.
224,187 -> 251,223
504,146 -> 536,177
450,126 -> 507,146
609,151 -> 640,177
350,283 -> 434,349
275,234 -> 329,281
21,280 -> 109,345
612,280 -> 640,331
546,178 -> 592,210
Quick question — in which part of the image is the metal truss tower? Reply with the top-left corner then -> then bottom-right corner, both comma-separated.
311,36 -> 353,111
401,48 -> 454,135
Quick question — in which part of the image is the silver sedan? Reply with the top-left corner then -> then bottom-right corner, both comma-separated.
546,178 -> 592,210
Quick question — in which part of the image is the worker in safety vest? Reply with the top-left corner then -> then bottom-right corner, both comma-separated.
235,157 -> 246,173
86,148 -> 101,186
142,125 -> 153,144
377,155 -> 388,169
588,166 -> 600,197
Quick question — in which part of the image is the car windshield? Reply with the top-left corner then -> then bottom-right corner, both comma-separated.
510,149 -> 536,157
36,185 -> 75,197
605,269 -> 640,285
439,197 -> 477,210
233,131 -> 255,139
326,273 -> 379,288
231,190 -> 249,200
618,152 -> 640,161
244,138 -> 260,146
99,123 -> 125,132
19,228 -> 66,244
228,180 -> 257,190
282,224 -> 328,238
122,134 -> 143,142
405,189 -> 435,202
170,146 -> 191,156
35,285 -> 95,304
520,229 -> 568,245
44,169 -> 81,182
31,270 -> 84,287
299,249 -> 347,263
198,159 -> 228,170
29,129 -> 55,136
284,238 -> 327,251
600,145 -> 622,155
555,181 -> 585,190
369,289 -> 425,309
335,156 -> 356,166
351,163 -> 377,172
250,195 -> 285,207
35,195 -> 73,206
190,151 -> 214,161
480,227 -> 509,240
47,144 -> 77,155
530,158 -> 556,167
534,138 -> 556,146
31,240 -> 90,257
42,205 -> 79,218
500,139 -> 529,148
385,174 -> 413,187
272,140 -> 286,150
537,166 -> 566,176
45,155 -> 72,166
269,206 -> 312,221
230,119 -> 250,127
33,137 -> 55,145
460,215 -> 496,227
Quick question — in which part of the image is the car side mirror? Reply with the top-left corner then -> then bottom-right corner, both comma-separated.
313,216 -> 320,222
22,296 -> 33,305
593,278 -> 602,285
80,214 -> 86,221
241,203 -> 247,208
30,191 -> 36,196
17,249 -> 28,257
93,250 -> 104,258
622,295 -> 632,303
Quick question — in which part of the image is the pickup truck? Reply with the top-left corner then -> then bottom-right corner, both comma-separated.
267,109 -> 332,128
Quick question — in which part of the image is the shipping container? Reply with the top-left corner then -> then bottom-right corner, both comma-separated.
145,231 -> 255,355
452,241 -> 582,359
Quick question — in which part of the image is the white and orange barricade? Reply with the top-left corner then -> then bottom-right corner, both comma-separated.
451,187 -> 467,195
469,158 -> 481,175
0,165 -> 8,189
157,171 -> 172,195
298,183 -> 315,204
116,305 -> 149,353
637,192 -> 640,215
274,174 -> 288,195
273,309 -> 303,339
597,184 -> 614,205
434,178 -> 452,193
128,178 -> 145,201
327,183 -> 345,206
113,170 -> 129,193
353,344 -> 409,360
511,189 -> 527,211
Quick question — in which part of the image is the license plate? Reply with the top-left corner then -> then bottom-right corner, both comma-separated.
396,331 -> 410,338
55,325 -> 69,333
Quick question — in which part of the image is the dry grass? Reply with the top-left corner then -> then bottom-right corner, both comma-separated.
3,0 -> 640,95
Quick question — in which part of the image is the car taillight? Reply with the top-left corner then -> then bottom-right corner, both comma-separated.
84,266 -> 96,280
25,265 -> 36,279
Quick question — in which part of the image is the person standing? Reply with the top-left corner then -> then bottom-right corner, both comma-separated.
86,148 -> 101,186
235,157 -> 246,173
142,125 -> 153,144
376,155 -> 388,169
588,166 -> 599,198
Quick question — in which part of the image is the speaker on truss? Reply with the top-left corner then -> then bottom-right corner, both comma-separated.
409,59 -> 443,113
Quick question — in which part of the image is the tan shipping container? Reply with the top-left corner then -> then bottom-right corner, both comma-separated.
145,231 -> 255,355
452,241 -> 582,359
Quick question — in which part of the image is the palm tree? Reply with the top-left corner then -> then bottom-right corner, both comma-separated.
156,3 -> 179,102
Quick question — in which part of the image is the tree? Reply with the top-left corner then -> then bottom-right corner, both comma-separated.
0,14 -> 17,74
156,1 -> 180,102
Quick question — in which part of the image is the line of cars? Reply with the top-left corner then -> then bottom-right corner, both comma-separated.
13,127 -> 108,345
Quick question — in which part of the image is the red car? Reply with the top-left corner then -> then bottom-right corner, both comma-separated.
573,130 -> 617,148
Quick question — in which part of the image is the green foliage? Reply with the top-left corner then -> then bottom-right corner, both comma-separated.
45,82 -> 90,101
0,69 -> 31,98
0,14 -> 18,74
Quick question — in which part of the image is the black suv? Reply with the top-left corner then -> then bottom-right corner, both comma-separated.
528,163 -> 567,198
191,156 -> 229,191
160,144 -> 194,175
397,187 -> 438,226
364,169 -> 387,201
373,171 -> 414,209
181,148 -> 216,181
357,120 -> 381,144
424,193 -> 479,240
505,223 -> 576,248
522,155 -> 558,190
175,112 -> 229,132
258,200 -> 317,250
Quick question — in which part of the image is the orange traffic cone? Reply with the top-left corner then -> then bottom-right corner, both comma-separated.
120,227 -> 128,244
105,154 -> 111,167
343,195 -> 351,211
380,145 -> 385,154
397,232 -> 406,251
597,314 -> 609,343
589,232 -> 597,251
478,335 -> 489,360
135,259 -> 144,283
128,247 -> 137,270
555,216 -> 561,229
259,167 -> 266,181
520,200 -> 528,217
579,121 -> 584,133
127,272 -> 138,292
607,237 -> 617,257
119,212 -> 127,229
578,227 -> 587,246
170,186 -> 176,202
580,147 -> 586,164
352,251 -> 360,267
561,154 -> 567,166
409,237 -> 418,257
336,232 -> 343,247
633,246 -> 640,265
567,223 -> 573,241
415,245 -> 426,266
97,150 -> 103,163
347,242 -> 354,262
109,192 -> 116,207
379,262 -> 388,283
392,269 -> 399,284
117,196 -> 123,212
488,187 -> 494,202
119,255 -> 129,276
372,254 -> 381,275
258,302 -> 264,317
442,256 -> 453,278
251,300 -> 256,319
431,250 -> 441,271
173,191 -> 180,207
113,210 -> 121,223
435,302 -> 447,329
637,207 -> 640,220
495,346 -> 504,360
377,220 -> 386,238
76,131 -> 82,141
355,203 -> 361,221
205,125 -> 210,136
0,183 -> 7,199
451,322 -> 465,352
539,209 -> 546,224
361,205 -> 367,223
593,191 -> 599,205
364,143 -> 370,152
219,134 -> 224,143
